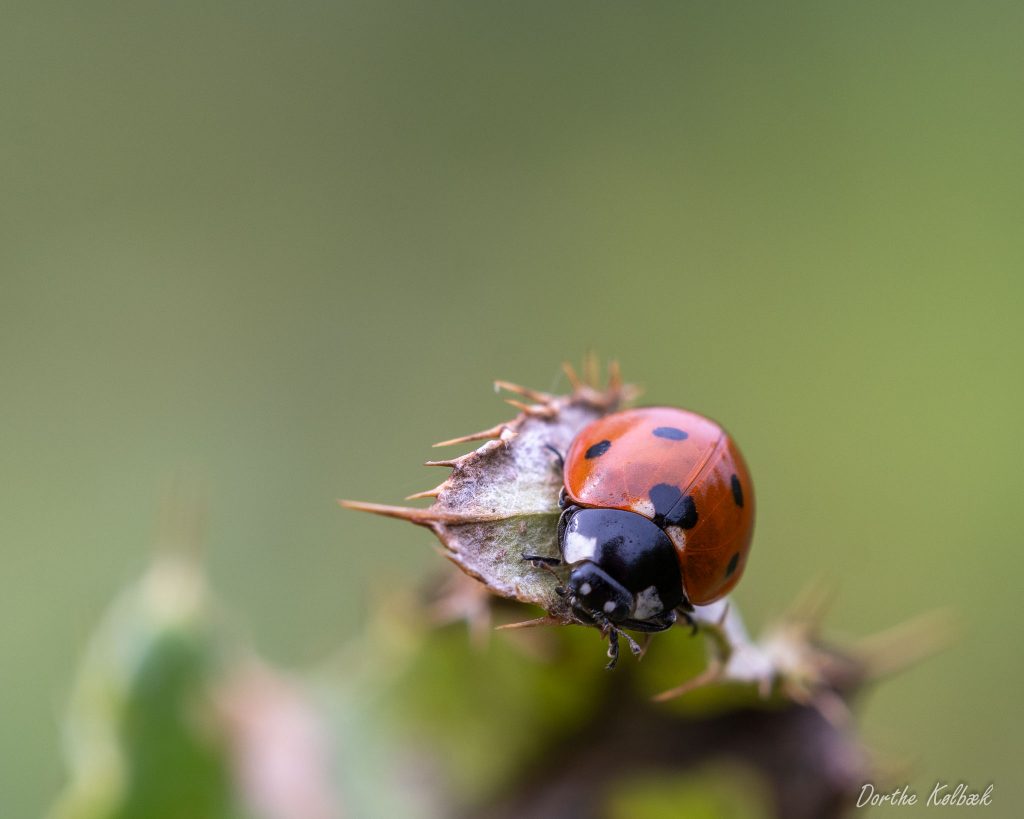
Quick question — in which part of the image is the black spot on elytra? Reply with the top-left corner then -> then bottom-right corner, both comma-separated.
653,426 -> 688,441
670,495 -> 699,529
649,484 -> 698,529
725,552 -> 740,578
730,474 -> 744,507
649,483 -> 682,521
585,439 -> 611,459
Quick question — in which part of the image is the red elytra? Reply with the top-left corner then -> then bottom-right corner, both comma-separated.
563,407 -> 755,606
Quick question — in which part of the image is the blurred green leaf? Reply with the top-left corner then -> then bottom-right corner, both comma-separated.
50,557 -> 240,819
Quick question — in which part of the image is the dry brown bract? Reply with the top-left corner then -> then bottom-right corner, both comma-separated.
342,360 -> 635,623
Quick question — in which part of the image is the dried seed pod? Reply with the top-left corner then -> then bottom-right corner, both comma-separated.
342,362 -> 636,622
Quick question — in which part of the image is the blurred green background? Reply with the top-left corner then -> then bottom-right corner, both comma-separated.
3,1 -> 1022,816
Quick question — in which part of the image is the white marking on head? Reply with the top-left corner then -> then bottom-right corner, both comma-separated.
562,528 -> 598,564
603,600 -> 617,614
579,582 -> 592,596
633,585 -> 664,620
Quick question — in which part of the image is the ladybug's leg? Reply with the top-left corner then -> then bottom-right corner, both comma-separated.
676,608 -> 699,636
522,553 -> 561,567
544,444 -> 565,471
617,628 -> 643,657
605,627 -> 620,670
522,554 -> 567,597
595,616 -> 642,669
524,505 -> 574,569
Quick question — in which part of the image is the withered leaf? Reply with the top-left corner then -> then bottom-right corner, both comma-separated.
342,365 -> 634,622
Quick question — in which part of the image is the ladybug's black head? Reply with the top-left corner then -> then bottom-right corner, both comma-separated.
565,561 -> 634,623
558,507 -> 684,626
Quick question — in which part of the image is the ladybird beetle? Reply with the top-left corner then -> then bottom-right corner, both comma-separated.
528,407 -> 754,666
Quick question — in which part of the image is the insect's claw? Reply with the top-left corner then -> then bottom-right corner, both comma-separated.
605,630 -> 620,670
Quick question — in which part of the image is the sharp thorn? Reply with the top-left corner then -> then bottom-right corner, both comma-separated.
652,659 -> 724,702
339,499 -> 438,524
340,499 -> 479,527
784,574 -> 837,635
494,380 -> 552,403
562,361 -> 582,390
607,359 -> 622,391
405,483 -> 445,500
504,398 -> 534,413
495,615 -> 564,631
583,352 -> 600,386
432,422 -> 506,448
854,609 -> 956,681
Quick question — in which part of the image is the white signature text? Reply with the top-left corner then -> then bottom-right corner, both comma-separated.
856,782 -> 993,808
